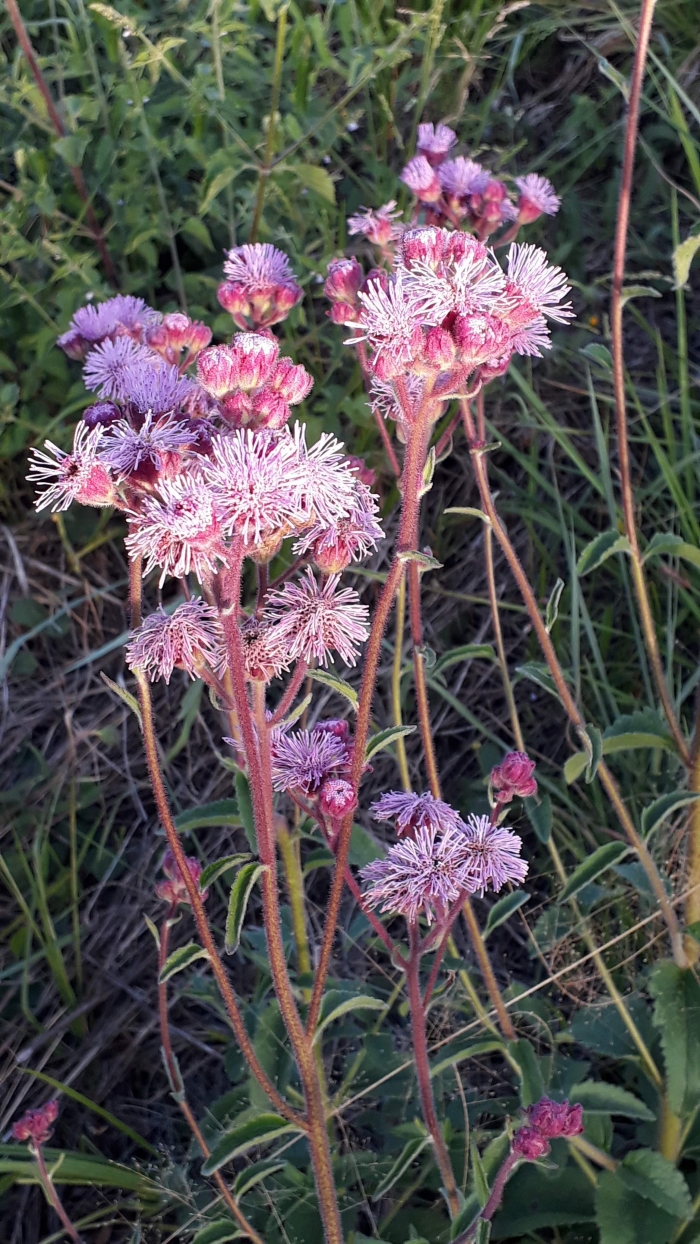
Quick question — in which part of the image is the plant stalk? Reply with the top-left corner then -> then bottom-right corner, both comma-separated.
33,1144 -> 82,1243
249,4 -> 289,243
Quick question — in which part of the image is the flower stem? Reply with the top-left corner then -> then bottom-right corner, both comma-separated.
392,576 -> 412,792
277,822 -> 312,982
483,514 -> 525,752
407,923 -> 460,1218
462,402 -> 688,970
158,916 -> 267,1244
408,559 -> 441,799
33,1145 -> 82,1243
452,1151 -> 519,1244
461,896 -> 516,1041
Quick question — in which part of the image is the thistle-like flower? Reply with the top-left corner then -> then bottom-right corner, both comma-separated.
502,243 -> 573,326
57,295 -> 160,360
12,1100 -> 59,1145
361,826 -> 472,924
126,599 -> 226,683
83,337 -> 157,400
218,243 -> 303,329
125,473 -> 226,585
417,122 -> 457,165
514,174 -> 561,223
271,727 -> 350,794
240,616 -> 291,682
347,201 -> 403,248
202,428 -> 301,547
345,273 -> 424,379
289,426 -> 361,528
400,226 -> 505,325
99,410 -> 194,475
293,483 -> 383,572
370,790 -> 467,838
119,359 -> 198,414
400,155 -> 442,203
458,814 -> 528,894
264,568 -> 369,667
437,157 -> 490,207
28,422 -> 116,512
156,848 -> 208,906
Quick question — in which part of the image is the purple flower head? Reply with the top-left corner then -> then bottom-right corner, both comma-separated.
220,244 -> 303,329
515,174 -> 561,222
400,155 -> 442,203
82,400 -> 121,429
347,201 -> 403,248
293,482 -> 383,573
509,316 -> 552,358
57,295 -> 160,359
417,122 -> 457,164
458,814 -> 528,895
370,790 -> 466,839
99,410 -> 193,475
271,727 -> 350,794
345,272 -> 424,380
224,243 -> 298,293
125,473 -> 226,586
156,848 -> 208,907
240,616 -> 291,682
511,1126 -> 550,1161
264,568 -> 369,667
503,243 -> 573,326
438,157 -> 490,199
399,229 -> 506,325
83,337 -> 157,399
28,423 -> 116,512
361,826 -> 471,925
527,1097 -> 583,1139
119,359 -> 198,414
202,428 -> 301,547
289,426 -> 360,528
125,599 -> 226,684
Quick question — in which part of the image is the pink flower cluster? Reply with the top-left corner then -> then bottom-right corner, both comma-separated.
511,1096 -> 584,1160
491,751 -> 538,806
271,720 -> 357,818
361,791 -> 528,924
12,1100 -> 59,1145
156,848 -> 209,907
217,243 -> 303,330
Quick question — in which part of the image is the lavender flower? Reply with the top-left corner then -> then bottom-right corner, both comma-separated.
417,122 -> 457,164
202,428 -> 301,546
271,727 -> 350,794
125,474 -> 226,585
83,337 -> 156,399
223,242 -> 299,292
347,201 -> 402,247
400,155 -> 442,203
400,230 -> 506,325
458,814 -> 528,895
345,273 -> 424,378
361,826 -> 472,924
57,295 -> 160,359
514,174 -> 561,221
437,157 -> 490,199
99,410 -> 193,474
240,616 -> 291,682
126,599 -> 226,683
28,423 -> 115,512
293,483 -> 383,572
264,568 -> 369,667
370,790 -> 467,838
290,426 -> 360,528
503,243 -> 573,324
119,360 -> 198,414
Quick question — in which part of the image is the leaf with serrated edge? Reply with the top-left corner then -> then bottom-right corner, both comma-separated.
372,1134 -> 431,1200
365,725 -> 416,762
199,853 -> 252,890
159,943 -> 209,983
557,843 -> 631,902
618,1149 -> 692,1218
576,530 -> 631,577
649,961 -> 700,1117
570,1081 -> 655,1120
225,863 -> 267,955
201,1114 -> 302,1176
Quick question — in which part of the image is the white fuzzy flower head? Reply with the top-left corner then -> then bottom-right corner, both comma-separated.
125,473 -> 226,585
28,423 -> 116,512
345,273 -> 424,378
458,814 -> 528,895
202,429 -> 301,547
361,826 -> 473,925
264,568 -> 369,667
126,599 -> 226,683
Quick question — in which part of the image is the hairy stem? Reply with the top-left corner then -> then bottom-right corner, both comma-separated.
33,1145 -> 82,1243
392,576 -> 412,792
159,916 -> 267,1244
483,516 -> 525,752
408,559 -> 441,799
277,822 -> 312,981
453,1151 -> 518,1244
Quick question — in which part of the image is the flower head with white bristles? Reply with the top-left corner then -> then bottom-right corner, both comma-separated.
28,422 -> 116,512
361,826 -> 473,925
126,599 -> 226,683
458,814 -> 528,895
370,791 -> 467,838
125,473 -> 226,585
264,568 -> 369,667
271,727 -> 350,794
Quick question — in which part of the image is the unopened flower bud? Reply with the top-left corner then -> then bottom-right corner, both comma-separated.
527,1097 -> 583,1139
250,388 -> 290,430
269,357 -> 314,404
320,777 -> 357,819
83,400 -> 121,429
156,848 -> 208,906
314,719 -> 351,744
197,344 -> 239,397
423,326 -> 457,370
12,1100 -> 59,1145
400,155 -> 443,203
512,1126 -> 550,1160
325,257 -> 364,306
400,226 -> 445,270
217,281 -> 251,330
491,751 -> 537,804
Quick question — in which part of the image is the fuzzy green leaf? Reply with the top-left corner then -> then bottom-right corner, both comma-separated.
192,1221 -> 245,1244
649,962 -> 700,1117
509,1038 -> 545,1106
201,1114 -> 303,1176
673,232 -> 700,288
159,942 -> 209,983
174,800 -> 242,833
199,853 -> 252,890
618,1149 -> 691,1217
433,644 -> 496,676
309,668 -> 358,709
365,724 -> 416,762
233,1159 -> 287,1200
430,1040 -> 505,1078
524,794 -> 552,843
372,1134 -> 431,1200
558,842 -> 631,902
570,1081 -> 655,1121
642,790 -> 700,839
225,863 -> 267,955
576,530 -> 631,576
483,890 -> 528,940
100,673 -> 142,728
313,992 -> 385,1044
293,163 -> 336,203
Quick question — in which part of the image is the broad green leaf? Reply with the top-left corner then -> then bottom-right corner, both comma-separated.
433,644 -> 496,676
576,530 -> 631,576
558,842 -> 631,902
649,962 -> 700,1117
472,1165 -> 596,1237
673,231 -> 700,288
471,1140 -> 490,1208
618,1149 -> 691,1217
545,578 -> 565,633
309,668 -> 358,709
564,715 -> 675,782
54,133 -> 90,167
570,1081 -> 655,1121
524,794 -> 552,844
509,1038 -> 545,1106
159,942 -> 209,983
192,1221 -> 244,1244
596,1169 -> 677,1244
372,1134 -> 431,1200
515,662 -> 562,700
365,724 -> 416,762
313,993 -> 385,1044
483,890 -> 528,939
199,167 -> 238,216
580,342 -> 613,370
620,284 -> 662,307
235,771 -> 256,852
293,163 -> 336,203
100,673 -> 142,728
642,790 -> 700,839
199,853 -> 252,890
430,1039 -> 505,1078
225,863 -> 267,955
201,1114 -> 303,1176
174,800 -> 242,833
644,533 -> 700,571
348,823 -> 385,868
181,215 -> 214,251
233,1159 -> 286,1199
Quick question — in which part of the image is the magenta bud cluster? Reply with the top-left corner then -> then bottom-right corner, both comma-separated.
156,848 -> 209,907
511,1096 -> 584,1160
12,1099 -> 59,1145
491,751 -> 538,805
217,242 -> 303,330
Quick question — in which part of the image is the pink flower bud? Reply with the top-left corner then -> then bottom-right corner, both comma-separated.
491,751 -> 537,804
265,281 -> 303,324
400,155 -> 443,203
329,301 -> 356,326
453,313 -> 511,371
76,462 -> 119,508
314,719 -> 351,744
320,777 -> 357,819
232,333 -> 279,390
400,226 -> 445,269
250,387 -> 291,430
197,344 -> 240,397
512,1126 -> 550,1160
325,257 -> 364,306
269,357 -> 314,404
423,326 -> 457,370
156,848 -> 208,906
217,281 -> 251,330
345,454 -> 375,487
527,1097 -> 583,1139
221,390 -> 254,426
12,1100 -> 59,1145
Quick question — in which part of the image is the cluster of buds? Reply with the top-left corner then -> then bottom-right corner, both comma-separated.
197,332 -> 313,431
12,1100 -> 59,1146
156,848 -> 209,907
217,243 -> 303,329
146,312 -> 212,366
398,123 -> 560,240
271,720 -> 357,823
491,751 -> 538,808
511,1096 -> 584,1160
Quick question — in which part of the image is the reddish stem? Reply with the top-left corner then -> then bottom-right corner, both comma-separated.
452,1151 -> 519,1243
267,661 -> 309,727
33,1145 -> 82,1243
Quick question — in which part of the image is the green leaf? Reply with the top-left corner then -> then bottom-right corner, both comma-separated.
515,662 -> 563,700
620,284 -> 662,308
54,132 -> 90,167
199,853 -> 252,890
483,890 -> 528,939
493,1165 -> 595,1235
201,1114 -> 303,1176
578,722 -> 603,783
564,713 -> 676,782
673,231 -> 700,288
372,1134 -> 431,1200
432,644 -> 496,676
576,530 -> 631,576
509,1038 -> 545,1107
174,800 -> 242,833
225,863 -> 267,955
0,1147 -> 160,1195
348,823 -> 385,868
192,1221 -> 244,1244
199,167 -> 238,216
293,163 -> 336,203
649,962 -> 700,1117
598,56 -> 630,100
558,842 -> 631,902
233,1159 -> 287,1199
618,1149 -> 692,1218
313,992 -> 385,1044
642,790 -> 700,839
545,578 -> 565,633
570,1081 -> 655,1121
580,342 -> 613,370
159,942 -> 209,983
524,794 -> 552,844
309,668 -> 358,709
475,1222 -> 491,1244
644,534 -> 700,571
279,691 -> 312,729
365,724 -> 416,762
444,506 -> 491,524
396,549 -> 443,571
471,1140 -> 490,1208
430,1039 -> 505,1078
235,771 -> 256,852
100,673 -> 142,728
